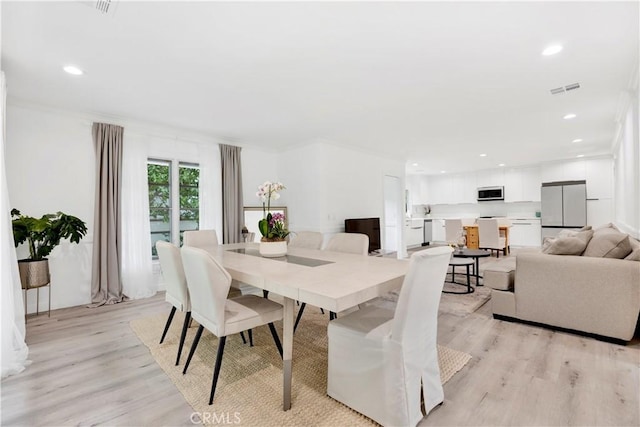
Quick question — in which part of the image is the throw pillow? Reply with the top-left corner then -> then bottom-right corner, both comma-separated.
625,238 -> 640,261
625,248 -> 640,261
583,228 -> 633,259
541,229 -> 594,256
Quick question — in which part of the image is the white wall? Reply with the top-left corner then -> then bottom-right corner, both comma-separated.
241,147 -> 281,210
613,76 -> 639,238
6,105 -> 95,313
275,141 -> 406,250
6,103 -> 226,312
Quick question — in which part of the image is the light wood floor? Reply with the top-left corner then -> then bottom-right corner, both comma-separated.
2,284 -> 639,426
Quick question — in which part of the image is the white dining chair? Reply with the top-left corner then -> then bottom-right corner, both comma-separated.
444,219 -> 464,245
180,246 -> 284,405
293,233 -> 369,331
477,218 -> 507,257
183,229 -> 219,252
156,241 -> 192,366
183,229 -> 254,344
327,245 -> 453,426
288,231 -> 324,249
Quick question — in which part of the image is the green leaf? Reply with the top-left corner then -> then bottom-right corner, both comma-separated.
258,218 -> 268,237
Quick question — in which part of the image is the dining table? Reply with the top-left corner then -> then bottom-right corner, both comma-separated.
204,242 -> 410,411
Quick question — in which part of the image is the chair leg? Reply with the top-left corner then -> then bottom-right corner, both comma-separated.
183,325 -> 204,375
209,336 -> 227,405
175,311 -> 191,366
240,331 -> 247,344
329,311 -> 337,320
320,308 -> 325,314
248,329 -> 254,347
267,322 -> 283,358
293,302 -> 307,332
263,290 -> 269,299
160,306 -> 176,344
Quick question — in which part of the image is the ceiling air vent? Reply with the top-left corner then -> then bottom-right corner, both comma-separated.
78,0 -> 118,16
96,0 -> 112,14
550,82 -> 581,95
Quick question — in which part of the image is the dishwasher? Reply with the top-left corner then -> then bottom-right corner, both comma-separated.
422,219 -> 432,246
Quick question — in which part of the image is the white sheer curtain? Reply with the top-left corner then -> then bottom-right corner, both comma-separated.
198,141 -> 223,233
1,71 -> 29,378
121,134 -> 156,299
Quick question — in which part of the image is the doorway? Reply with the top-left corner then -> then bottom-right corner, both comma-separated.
383,175 -> 404,257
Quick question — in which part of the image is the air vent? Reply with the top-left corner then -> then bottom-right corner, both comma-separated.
96,0 -> 112,13
550,82 -> 581,95
565,82 -> 581,91
78,0 -> 118,16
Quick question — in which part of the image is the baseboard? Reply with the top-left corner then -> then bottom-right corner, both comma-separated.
492,314 -> 630,346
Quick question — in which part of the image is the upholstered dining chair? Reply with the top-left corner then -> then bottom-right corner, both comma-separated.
180,246 -> 284,405
183,229 -> 219,252
324,232 -> 369,255
183,229 -> 253,345
293,233 -> 369,331
327,245 -> 453,427
288,231 -> 324,249
156,241 -> 192,366
444,219 -> 464,245
477,218 -> 507,257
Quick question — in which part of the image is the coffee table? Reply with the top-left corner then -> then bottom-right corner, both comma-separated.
452,248 -> 491,285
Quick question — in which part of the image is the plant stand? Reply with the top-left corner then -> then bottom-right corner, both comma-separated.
18,259 -> 51,321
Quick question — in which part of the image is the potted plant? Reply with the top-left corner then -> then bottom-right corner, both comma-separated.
11,209 -> 88,289
256,181 -> 290,257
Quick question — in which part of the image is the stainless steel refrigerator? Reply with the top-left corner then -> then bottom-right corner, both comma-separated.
541,180 -> 587,239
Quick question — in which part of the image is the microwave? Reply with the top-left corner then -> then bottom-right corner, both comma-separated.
477,186 -> 504,201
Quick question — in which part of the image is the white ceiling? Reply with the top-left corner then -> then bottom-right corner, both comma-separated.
2,1 -> 638,175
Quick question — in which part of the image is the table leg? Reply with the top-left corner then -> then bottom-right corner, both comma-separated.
282,297 -> 294,411
475,257 -> 483,286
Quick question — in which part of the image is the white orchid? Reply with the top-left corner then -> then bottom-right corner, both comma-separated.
257,180 -> 288,240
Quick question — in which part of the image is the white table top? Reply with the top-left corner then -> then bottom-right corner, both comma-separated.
207,243 -> 410,312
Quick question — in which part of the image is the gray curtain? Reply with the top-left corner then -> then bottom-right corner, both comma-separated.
220,144 -> 244,244
90,122 -> 125,306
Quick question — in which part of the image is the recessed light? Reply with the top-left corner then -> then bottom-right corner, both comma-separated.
440,170 -> 446,174
412,163 -> 418,166
563,113 -> 577,120
576,154 -> 584,158
542,45 -> 563,56
63,65 -> 84,75
498,163 -> 505,167
572,139 -> 583,143
479,154 -> 487,157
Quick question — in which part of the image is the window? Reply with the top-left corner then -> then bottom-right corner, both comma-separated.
148,159 -> 200,257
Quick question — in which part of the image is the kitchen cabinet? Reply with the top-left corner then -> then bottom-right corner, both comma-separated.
504,167 -> 540,202
405,220 -> 424,248
508,220 -> 541,247
521,167 -> 541,202
585,158 -> 613,199
451,173 -> 476,204
431,219 -> 445,242
476,169 -> 504,188
427,175 -> 453,205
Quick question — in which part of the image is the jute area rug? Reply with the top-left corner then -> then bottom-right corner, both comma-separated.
131,309 -> 471,426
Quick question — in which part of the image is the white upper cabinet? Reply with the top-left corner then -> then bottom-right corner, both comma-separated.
503,168 -> 523,202
451,173 -> 476,204
521,166 -> 541,202
541,160 -> 586,183
504,166 -> 541,202
406,174 -> 430,205
476,169 -> 504,188
585,158 -> 613,199
428,175 -> 453,204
